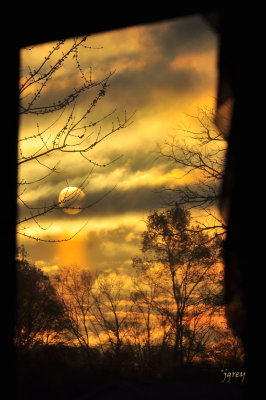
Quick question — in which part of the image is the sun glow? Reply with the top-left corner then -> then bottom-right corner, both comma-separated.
58,186 -> 86,215
56,235 -> 88,267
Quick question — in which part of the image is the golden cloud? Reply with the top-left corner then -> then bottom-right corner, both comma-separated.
170,51 -> 216,72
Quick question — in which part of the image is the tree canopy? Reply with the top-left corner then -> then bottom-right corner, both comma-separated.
15,252 -> 67,351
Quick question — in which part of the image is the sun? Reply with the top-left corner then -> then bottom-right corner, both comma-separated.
58,186 -> 86,215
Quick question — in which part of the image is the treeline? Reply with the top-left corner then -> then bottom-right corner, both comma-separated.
14,205 -> 245,398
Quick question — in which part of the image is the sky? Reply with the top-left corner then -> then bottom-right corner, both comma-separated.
17,14 -> 219,277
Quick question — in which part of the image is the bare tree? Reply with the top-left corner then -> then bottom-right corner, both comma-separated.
90,272 -> 130,358
18,37 -> 134,242
135,204 -> 223,367
209,335 -> 245,365
182,303 -> 218,364
53,265 -> 96,355
157,107 -> 227,236
130,264 -> 164,365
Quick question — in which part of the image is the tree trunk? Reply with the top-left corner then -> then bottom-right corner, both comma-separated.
173,314 -> 184,367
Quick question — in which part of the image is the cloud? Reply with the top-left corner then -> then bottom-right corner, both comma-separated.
20,14 -> 217,128
19,216 -> 146,272
81,222 -> 147,272
18,14 -> 219,272
170,51 -> 215,72
108,62 -> 201,112
145,14 -> 217,60
19,157 -> 201,225
37,262 -> 59,274
18,181 -> 162,224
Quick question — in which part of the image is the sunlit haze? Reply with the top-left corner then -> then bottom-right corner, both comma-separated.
18,14 -> 218,275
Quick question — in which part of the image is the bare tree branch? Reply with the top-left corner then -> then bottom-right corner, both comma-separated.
156,107 -> 227,236
18,36 -> 134,242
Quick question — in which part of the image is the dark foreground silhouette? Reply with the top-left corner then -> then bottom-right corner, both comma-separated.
14,345 -> 247,400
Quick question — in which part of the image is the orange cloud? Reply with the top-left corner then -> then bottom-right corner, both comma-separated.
170,51 -> 216,72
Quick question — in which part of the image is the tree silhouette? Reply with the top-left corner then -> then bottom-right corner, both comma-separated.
134,204 -> 223,366
157,107 -> 226,237
18,37 -> 134,242
209,335 -> 245,365
53,265 -> 96,355
130,265 -> 165,366
90,272 -> 131,358
14,248 -> 67,351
